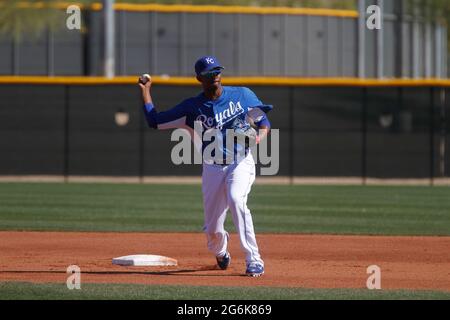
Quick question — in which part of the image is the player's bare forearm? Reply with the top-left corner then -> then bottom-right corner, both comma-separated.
140,85 -> 153,105
257,125 -> 270,144
141,88 -> 153,105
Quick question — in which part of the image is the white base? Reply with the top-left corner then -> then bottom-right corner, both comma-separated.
112,254 -> 178,267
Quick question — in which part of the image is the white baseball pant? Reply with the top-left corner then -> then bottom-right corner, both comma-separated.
201,153 -> 264,266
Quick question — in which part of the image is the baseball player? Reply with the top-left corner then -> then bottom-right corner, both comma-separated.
138,56 -> 272,277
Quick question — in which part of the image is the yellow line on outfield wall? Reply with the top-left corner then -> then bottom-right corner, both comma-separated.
109,4 -> 358,17
14,2 -> 358,18
1,76 -> 450,87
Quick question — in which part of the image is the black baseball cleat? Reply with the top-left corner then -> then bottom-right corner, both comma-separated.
216,252 -> 231,270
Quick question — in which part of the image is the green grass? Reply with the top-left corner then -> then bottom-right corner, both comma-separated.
0,282 -> 449,300
0,182 -> 449,235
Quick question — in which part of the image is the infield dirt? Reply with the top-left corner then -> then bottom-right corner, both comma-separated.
0,232 -> 449,291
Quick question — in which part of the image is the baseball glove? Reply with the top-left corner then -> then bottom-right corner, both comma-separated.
231,118 -> 258,147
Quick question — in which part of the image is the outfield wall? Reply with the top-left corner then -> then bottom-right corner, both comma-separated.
0,79 -> 448,181
0,2 -> 446,79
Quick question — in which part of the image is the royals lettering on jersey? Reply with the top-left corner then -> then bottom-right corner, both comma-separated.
215,101 -> 244,128
143,86 -> 272,162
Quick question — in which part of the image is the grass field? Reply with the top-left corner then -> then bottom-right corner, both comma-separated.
1,182 -> 449,300
0,182 -> 449,235
1,282 -> 450,300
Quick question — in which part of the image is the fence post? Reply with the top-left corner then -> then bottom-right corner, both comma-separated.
362,87 -> 368,185
289,86 -> 294,185
103,0 -> 115,78
82,9 -> 91,76
139,98 -> 144,184
439,88 -> 446,178
376,0 -> 384,79
64,85 -> 70,183
119,10 -> 127,76
358,0 -> 366,78
430,87 -> 435,186
395,0 -> 404,78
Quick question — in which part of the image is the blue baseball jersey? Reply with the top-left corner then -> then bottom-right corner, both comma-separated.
143,86 -> 272,163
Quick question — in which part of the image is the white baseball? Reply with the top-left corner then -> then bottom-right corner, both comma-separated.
140,73 -> 151,84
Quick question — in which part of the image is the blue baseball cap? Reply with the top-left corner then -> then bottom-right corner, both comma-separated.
195,56 -> 224,76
